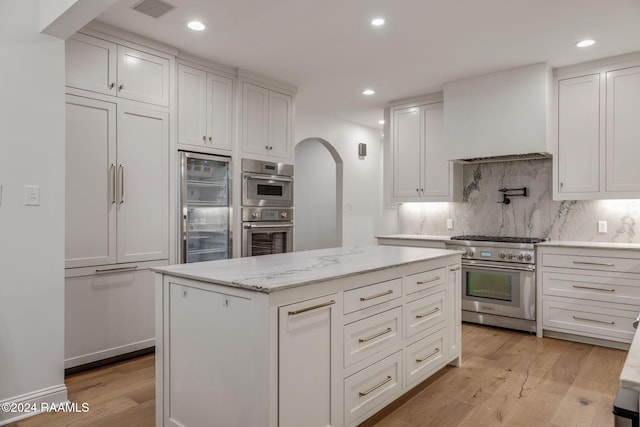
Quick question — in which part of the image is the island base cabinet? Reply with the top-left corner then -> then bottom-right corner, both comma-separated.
405,328 -> 447,387
279,295 -> 341,427
162,282 -> 268,427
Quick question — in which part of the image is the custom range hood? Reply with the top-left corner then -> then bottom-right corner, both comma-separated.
443,62 -> 553,163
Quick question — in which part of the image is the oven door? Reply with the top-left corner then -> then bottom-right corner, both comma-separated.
461,261 -> 536,320
242,222 -> 294,257
242,173 -> 293,207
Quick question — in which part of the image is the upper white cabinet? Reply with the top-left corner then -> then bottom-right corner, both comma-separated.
66,32 -> 170,107
555,60 -> 640,200
390,100 -> 461,202
177,63 -> 233,152
65,95 -> 169,268
241,81 -> 293,160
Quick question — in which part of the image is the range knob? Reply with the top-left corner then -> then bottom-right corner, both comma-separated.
251,212 -> 259,219
518,254 -> 524,261
508,253 -> 516,260
524,253 -> 532,261
465,249 -> 475,258
280,212 -> 288,219
500,252 -> 507,259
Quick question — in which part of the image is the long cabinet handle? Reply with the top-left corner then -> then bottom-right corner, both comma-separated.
244,174 -> 293,183
358,376 -> 392,397
360,289 -> 393,302
416,276 -> 440,285
449,266 -> 461,272
572,261 -> 615,267
416,307 -> 440,319
119,164 -> 125,204
95,265 -> 138,274
416,348 -> 440,363
288,300 -> 335,316
358,327 -> 393,343
572,315 -> 615,325
572,284 -> 615,292
110,163 -> 116,204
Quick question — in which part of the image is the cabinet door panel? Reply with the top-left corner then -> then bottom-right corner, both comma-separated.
207,73 -> 233,150
268,91 -> 292,158
422,103 -> 449,197
65,95 -> 117,268
116,106 -> 168,263
393,107 -> 421,198
117,46 -> 170,106
242,83 -> 269,155
279,295 -> 337,427
65,33 -> 116,96
177,64 -> 207,147
606,66 -> 640,192
557,74 -> 600,194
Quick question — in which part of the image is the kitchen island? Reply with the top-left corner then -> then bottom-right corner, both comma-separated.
153,245 -> 462,427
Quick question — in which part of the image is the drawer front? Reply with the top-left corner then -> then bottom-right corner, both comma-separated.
405,290 -> 447,338
344,307 -> 402,368
404,268 -> 446,295
542,271 -> 640,305
344,278 -> 402,314
405,328 -> 447,387
344,351 -> 402,426
542,253 -> 640,274
542,300 -> 637,342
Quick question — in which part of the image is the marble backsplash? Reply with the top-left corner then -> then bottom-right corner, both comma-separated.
398,159 -> 640,243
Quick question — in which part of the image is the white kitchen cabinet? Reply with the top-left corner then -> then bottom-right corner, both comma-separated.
555,60 -> 640,200
537,244 -> 640,349
66,32 -> 170,107
390,101 -> 461,202
241,81 -> 293,160
177,63 -> 233,151
279,295 -> 340,427
64,261 -> 164,368
65,95 -> 169,268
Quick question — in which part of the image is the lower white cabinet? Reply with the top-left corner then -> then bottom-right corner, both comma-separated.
155,254 -> 461,427
537,244 -> 640,348
64,260 -> 164,368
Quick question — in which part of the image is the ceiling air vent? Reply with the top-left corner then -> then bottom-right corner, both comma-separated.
132,0 -> 175,19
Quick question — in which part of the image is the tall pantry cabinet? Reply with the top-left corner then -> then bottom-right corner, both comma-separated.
64,29 -> 173,368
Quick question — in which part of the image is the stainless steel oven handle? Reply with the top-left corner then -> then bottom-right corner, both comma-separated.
462,261 -> 535,272
244,223 -> 294,229
244,174 -> 293,183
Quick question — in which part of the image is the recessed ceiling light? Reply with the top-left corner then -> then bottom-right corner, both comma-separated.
378,120 -> 385,125
187,21 -> 206,31
362,89 -> 375,96
371,18 -> 385,26
576,39 -> 596,48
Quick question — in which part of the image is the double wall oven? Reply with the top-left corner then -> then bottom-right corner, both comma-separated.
445,236 -> 547,333
241,159 -> 294,257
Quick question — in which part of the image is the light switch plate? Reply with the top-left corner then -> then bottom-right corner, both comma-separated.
446,219 -> 454,230
24,185 -> 40,206
598,220 -> 607,234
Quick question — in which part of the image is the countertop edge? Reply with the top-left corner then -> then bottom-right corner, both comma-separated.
537,241 -> 640,251
619,327 -> 640,393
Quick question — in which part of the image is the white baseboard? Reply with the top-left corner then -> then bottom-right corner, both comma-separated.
64,338 -> 155,369
0,384 -> 68,425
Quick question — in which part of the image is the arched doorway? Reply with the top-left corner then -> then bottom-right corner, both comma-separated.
294,138 -> 343,251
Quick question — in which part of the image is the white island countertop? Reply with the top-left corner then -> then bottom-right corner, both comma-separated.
152,245 -> 461,293
620,326 -> 640,392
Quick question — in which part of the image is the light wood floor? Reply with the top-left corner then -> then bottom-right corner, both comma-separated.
8,324 -> 627,427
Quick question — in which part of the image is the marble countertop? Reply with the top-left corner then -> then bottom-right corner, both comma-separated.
153,245 -> 461,293
376,234 -> 451,241
620,326 -> 640,393
537,240 -> 640,251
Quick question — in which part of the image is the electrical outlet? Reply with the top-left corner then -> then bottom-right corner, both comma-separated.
24,185 -> 40,206
598,220 -> 607,234
446,219 -> 454,230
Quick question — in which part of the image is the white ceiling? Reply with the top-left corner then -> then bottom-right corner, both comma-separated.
97,0 -> 640,130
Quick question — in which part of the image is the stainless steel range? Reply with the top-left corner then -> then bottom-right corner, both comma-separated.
444,235 -> 547,333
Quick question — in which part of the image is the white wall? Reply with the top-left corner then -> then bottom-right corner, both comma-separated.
295,109 -> 395,246
0,0 -> 67,420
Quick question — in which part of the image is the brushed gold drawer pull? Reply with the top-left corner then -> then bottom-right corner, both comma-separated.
572,261 -> 615,267
572,284 -> 615,292
416,276 -> 441,285
572,315 -> 615,325
95,265 -> 138,274
360,289 -> 393,301
416,348 -> 440,363
288,300 -> 335,316
359,327 -> 393,343
416,307 -> 440,319
449,266 -> 461,272
358,376 -> 392,397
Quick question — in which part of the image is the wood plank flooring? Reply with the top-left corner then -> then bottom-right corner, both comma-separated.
7,324 -> 628,427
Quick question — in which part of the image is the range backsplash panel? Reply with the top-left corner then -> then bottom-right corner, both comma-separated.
398,159 -> 639,243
